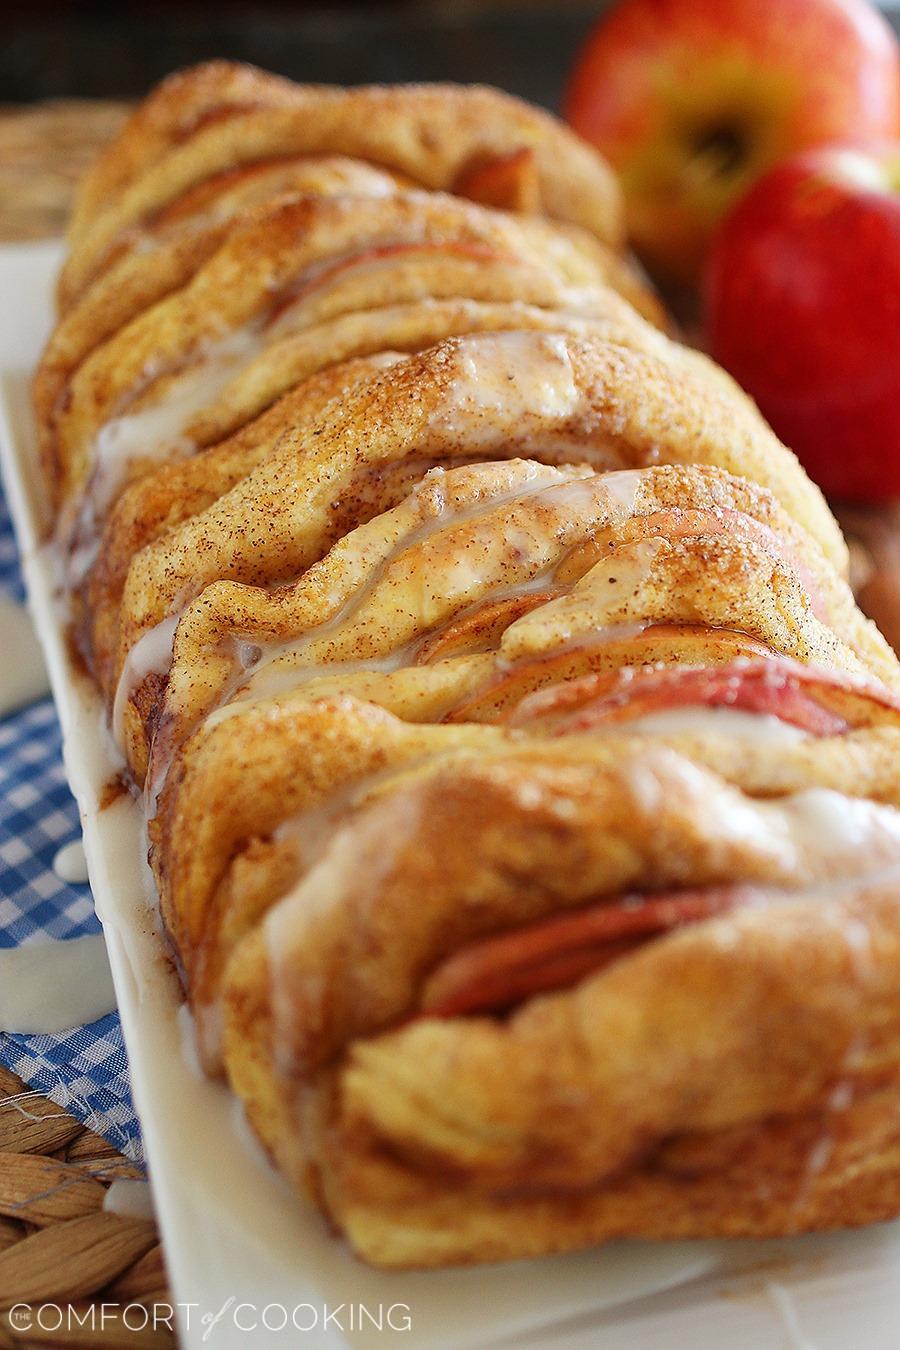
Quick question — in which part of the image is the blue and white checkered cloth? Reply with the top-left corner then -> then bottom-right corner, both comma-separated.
0,483 -> 142,1162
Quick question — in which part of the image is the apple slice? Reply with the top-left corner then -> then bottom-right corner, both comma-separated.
509,656 -> 900,738
414,590 -> 563,665
420,885 -> 755,1018
264,240 -> 515,330
454,147 -> 542,214
152,155 -> 310,227
444,623 -> 779,723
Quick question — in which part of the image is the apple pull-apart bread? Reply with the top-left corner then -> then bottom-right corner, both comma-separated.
37,62 -> 900,1268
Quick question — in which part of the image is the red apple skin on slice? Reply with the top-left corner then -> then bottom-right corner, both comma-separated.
510,658 -> 900,740
414,590 -> 562,665
151,155 -> 314,227
443,626 -> 780,724
417,506 -> 827,683
509,660 -> 855,738
420,886 -> 757,1018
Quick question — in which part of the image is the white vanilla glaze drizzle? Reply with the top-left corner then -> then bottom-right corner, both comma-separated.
90,328 -> 262,516
128,420 -> 648,797
456,330 -> 579,413
222,467 -> 652,712
603,706 -> 811,744
770,789 -> 900,869
260,779 -> 900,1089
112,612 -> 181,750
435,332 -> 582,448
65,328 -> 264,589
221,468 -> 587,697
143,464 -> 619,812
53,838 -> 90,885
500,538 -> 663,660
596,467 -> 644,523
625,754 -> 900,881
766,1283 -> 820,1350
0,934 -> 116,1034
136,470 -> 656,831
264,787 -> 430,1075
136,462 -> 584,700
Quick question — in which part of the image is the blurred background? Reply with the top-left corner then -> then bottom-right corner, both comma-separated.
0,0 -> 622,244
3,1 -> 615,109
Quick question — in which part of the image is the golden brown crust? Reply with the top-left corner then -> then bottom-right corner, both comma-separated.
35,157 -> 402,461
127,331 -> 844,616
219,753 -> 900,1265
106,333 -> 846,738
222,747 -> 900,1073
117,458 -> 891,789
47,193 -> 654,511
311,1074 -> 900,1267
63,70 -> 625,303
80,295 -> 694,692
159,693 -> 900,1073
66,61 -> 305,247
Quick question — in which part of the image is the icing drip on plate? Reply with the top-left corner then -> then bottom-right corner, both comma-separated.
53,838 -> 90,885
0,934 -> 116,1034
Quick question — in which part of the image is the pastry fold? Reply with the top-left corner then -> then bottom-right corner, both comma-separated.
62,67 -> 626,305
100,331 -> 847,750
152,655 -> 900,1073
219,742 -> 900,1265
50,191 -> 651,509
82,298 -> 708,689
120,457 -> 892,785
34,157 -> 403,471
65,62 -> 305,248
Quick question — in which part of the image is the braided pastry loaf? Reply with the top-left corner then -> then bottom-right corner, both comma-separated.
39,62 -> 900,1269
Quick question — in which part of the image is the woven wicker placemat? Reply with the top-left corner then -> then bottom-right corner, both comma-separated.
0,101 -> 129,242
0,1065 -> 173,1347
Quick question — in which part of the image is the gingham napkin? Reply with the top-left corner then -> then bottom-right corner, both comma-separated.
0,483 -> 142,1162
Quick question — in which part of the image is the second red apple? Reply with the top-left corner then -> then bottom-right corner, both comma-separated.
705,144 -> 900,502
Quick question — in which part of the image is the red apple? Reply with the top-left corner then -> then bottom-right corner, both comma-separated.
564,0 -> 900,285
420,886 -> 749,1017
705,144 -> 900,501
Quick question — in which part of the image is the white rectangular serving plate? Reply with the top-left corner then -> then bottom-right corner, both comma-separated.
3,241 -> 900,1350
